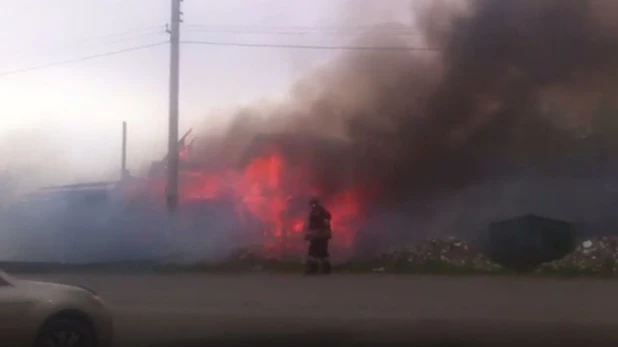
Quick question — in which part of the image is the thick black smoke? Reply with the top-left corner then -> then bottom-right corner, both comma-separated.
195,0 -> 618,212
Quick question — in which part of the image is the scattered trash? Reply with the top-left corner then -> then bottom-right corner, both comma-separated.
378,237 -> 500,272
539,237 -> 618,275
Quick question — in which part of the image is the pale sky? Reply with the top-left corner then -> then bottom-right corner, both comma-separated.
0,0 -> 414,189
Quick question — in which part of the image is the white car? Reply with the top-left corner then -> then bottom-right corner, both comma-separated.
0,270 -> 113,347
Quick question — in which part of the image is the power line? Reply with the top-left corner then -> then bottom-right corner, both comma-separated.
186,24 -> 420,33
0,41 -> 168,78
95,29 -> 167,45
180,40 -> 439,52
72,25 -> 166,45
186,27 -> 425,37
0,38 -> 437,79
5,25 -> 167,61
75,26 -> 167,45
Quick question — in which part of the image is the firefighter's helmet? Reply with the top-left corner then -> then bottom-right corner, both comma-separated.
309,197 -> 320,207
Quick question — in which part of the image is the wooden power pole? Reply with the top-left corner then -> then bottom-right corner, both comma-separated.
121,121 -> 127,180
166,0 -> 183,214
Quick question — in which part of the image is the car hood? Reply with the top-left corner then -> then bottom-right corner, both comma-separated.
13,279 -> 88,298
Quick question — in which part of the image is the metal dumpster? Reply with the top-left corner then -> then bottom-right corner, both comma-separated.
487,214 -> 576,271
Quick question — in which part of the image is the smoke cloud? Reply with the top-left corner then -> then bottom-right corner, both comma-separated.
197,0 -> 618,206
184,0 -> 618,256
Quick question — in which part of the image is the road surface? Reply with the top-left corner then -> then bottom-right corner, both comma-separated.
19,273 -> 618,346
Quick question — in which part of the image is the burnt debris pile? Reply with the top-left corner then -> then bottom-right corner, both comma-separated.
374,237 -> 500,272
539,237 -> 618,275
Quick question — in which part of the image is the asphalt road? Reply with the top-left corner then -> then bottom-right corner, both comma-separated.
20,273 -> 618,347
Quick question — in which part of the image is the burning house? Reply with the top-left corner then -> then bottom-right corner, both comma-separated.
142,131 -> 365,260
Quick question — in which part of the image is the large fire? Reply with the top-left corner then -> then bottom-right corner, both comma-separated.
141,137 -> 365,259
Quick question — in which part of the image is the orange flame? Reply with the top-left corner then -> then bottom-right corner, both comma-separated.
143,145 -> 363,258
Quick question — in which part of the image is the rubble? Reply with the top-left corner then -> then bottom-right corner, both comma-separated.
377,237 -> 501,272
219,237 -> 618,276
219,238 -> 503,273
539,237 -> 618,275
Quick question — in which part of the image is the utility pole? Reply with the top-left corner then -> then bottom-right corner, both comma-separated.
121,121 -> 127,181
166,0 -> 183,214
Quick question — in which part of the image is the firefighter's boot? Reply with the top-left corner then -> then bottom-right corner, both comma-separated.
321,259 -> 332,275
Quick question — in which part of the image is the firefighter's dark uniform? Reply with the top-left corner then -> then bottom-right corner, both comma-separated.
305,202 -> 332,274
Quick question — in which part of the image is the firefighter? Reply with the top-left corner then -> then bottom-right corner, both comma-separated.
304,197 -> 332,275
